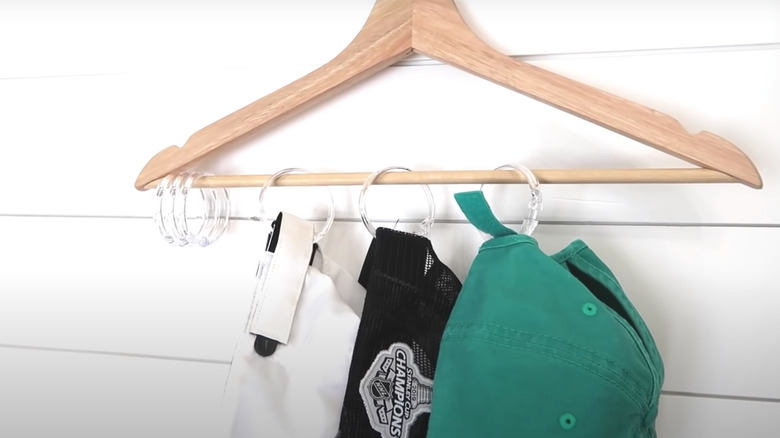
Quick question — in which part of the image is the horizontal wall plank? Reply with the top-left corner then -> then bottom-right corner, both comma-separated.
1,216 -> 780,401
0,346 -> 775,437
2,0 -> 777,432
0,0 -> 777,78
0,347 -> 227,438
0,50 -> 776,223
0,216 -> 262,362
657,394 -> 780,438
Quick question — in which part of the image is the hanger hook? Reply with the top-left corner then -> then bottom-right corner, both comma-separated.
256,168 -> 336,244
358,166 -> 436,238
153,171 -> 231,247
478,163 -> 543,239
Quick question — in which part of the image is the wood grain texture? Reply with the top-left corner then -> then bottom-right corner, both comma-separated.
134,0 -> 762,190
134,0 -> 415,190
2,49 -> 776,222
144,168 -> 737,190
414,0 -> 762,187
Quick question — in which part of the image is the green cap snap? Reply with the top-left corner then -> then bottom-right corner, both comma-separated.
582,302 -> 598,316
559,413 -> 577,430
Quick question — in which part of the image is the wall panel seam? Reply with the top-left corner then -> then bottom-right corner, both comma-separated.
0,342 -> 230,365
2,342 -> 780,404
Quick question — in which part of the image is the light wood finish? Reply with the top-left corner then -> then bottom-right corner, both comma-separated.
144,168 -> 737,190
134,0 -> 763,191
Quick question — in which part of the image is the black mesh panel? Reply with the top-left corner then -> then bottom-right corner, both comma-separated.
337,228 -> 462,437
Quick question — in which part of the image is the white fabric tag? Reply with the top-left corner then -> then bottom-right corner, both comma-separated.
221,234 -> 366,438
249,213 -> 314,344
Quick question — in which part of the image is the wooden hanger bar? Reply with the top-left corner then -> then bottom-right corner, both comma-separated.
135,0 -> 763,191
144,168 -> 736,190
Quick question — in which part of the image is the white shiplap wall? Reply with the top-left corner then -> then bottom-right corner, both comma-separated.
1,1 -> 779,437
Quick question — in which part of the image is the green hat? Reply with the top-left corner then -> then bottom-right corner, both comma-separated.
427,190 -> 664,437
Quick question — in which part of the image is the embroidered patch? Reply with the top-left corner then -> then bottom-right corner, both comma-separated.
359,342 -> 433,438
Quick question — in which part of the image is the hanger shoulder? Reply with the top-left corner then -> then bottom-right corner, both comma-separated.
136,0 -> 762,190
135,0 -> 414,190
412,0 -> 762,188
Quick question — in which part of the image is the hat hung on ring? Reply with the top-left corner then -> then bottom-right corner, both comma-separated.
427,163 -> 664,438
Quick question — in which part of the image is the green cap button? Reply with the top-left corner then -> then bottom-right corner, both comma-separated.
582,302 -> 598,316
559,413 -> 577,430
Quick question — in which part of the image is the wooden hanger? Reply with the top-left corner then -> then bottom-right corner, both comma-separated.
134,0 -> 763,190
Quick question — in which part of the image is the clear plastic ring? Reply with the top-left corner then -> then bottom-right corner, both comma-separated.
257,168 -> 335,244
358,166 -> 436,238
153,171 -> 231,247
162,174 -> 188,246
171,172 -> 200,246
478,163 -> 543,239
201,183 -> 231,247
153,174 -> 176,245
187,174 -> 231,247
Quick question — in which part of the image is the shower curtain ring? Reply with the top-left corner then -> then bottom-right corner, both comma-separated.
152,171 -> 231,247
153,173 -> 177,245
478,163 -> 543,238
358,166 -> 436,238
256,168 -> 336,244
